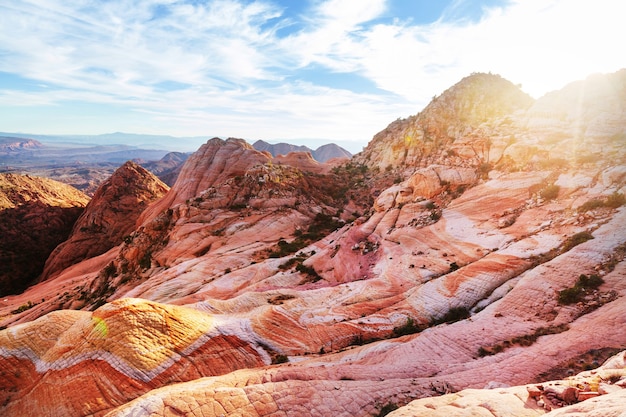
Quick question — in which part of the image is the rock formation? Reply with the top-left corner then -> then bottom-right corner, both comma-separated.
39,161 -> 169,281
1,70 -> 625,416
0,173 -> 89,295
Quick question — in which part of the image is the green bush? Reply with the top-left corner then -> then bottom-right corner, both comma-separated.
558,274 -> 604,305
561,231 -> 593,252
272,354 -> 288,364
434,306 -> 470,324
393,317 -> 422,336
378,403 -> 398,416
558,287 -> 582,304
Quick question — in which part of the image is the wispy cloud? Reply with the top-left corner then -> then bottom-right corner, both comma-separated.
0,0 -> 624,149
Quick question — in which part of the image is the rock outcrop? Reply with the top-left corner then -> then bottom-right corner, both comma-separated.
1,70 -> 625,416
0,174 -> 89,295
39,161 -> 169,281
0,298 -> 267,417
388,351 -> 626,416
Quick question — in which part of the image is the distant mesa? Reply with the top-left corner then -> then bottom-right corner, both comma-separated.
0,136 -> 43,153
1,69 -> 626,417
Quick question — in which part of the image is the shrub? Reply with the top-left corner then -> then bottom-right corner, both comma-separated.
540,184 -> 560,200
435,306 -> 470,324
561,231 -> 593,252
272,354 -> 288,364
378,403 -> 398,416
578,192 -> 625,211
558,274 -> 604,305
577,273 -> 604,289
578,198 -> 605,212
11,301 -> 34,314
558,287 -> 582,305
606,192 -> 626,208
393,317 -> 422,337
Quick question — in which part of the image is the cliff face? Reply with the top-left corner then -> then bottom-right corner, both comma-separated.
1,70 -> 625,417
0,174 -> 89,296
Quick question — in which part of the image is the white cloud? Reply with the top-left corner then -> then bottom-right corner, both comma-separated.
0,0 -> 624,149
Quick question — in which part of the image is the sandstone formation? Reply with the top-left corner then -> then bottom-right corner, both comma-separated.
0,173 -> 89,295
1,70 -> 625,416
0,298 -> 267,417
388,351 -> 626,417
39,161 -> 169,281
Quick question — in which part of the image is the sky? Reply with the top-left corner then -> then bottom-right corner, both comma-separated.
0,0 -> 624,153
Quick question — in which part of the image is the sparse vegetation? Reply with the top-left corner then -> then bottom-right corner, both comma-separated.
558,274 -> 604,305
433,306 -> 470,325
561,231 -> 594,253
272,354 -> 288,364
393,317 -> 422,337
578,192 -> 625,212
267,294 -> 296,305
606,191 -> 626,208
269,213 -> 344,258
478,324 -> 570,357
540,184 -> 560,200
11,301 -> 35,314
377,403 -> 398,416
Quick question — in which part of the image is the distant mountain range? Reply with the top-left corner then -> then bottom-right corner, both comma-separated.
252,139 -> 351,162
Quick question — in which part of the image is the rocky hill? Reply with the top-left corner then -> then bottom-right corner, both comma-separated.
0,174 -> 89,296
0,70 -> 625,416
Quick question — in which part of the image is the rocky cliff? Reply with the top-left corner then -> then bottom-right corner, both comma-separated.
0,70 -> 625,416
0,174 -> 89,296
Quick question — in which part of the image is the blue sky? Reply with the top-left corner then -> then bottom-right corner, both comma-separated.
0,0 -> 624,152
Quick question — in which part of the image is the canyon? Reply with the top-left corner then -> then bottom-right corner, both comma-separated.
0,70 -> 625,416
